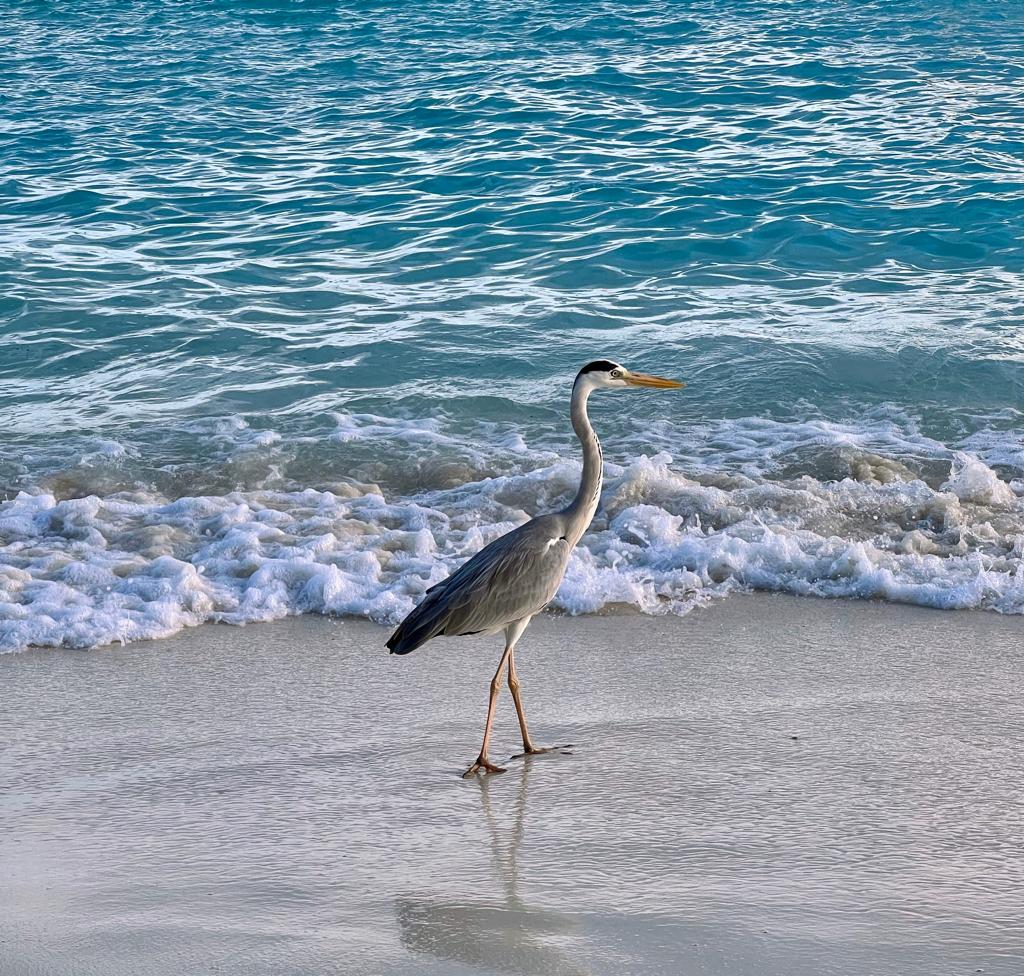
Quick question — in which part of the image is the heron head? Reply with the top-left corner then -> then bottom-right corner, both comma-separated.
575,360 -> 685,391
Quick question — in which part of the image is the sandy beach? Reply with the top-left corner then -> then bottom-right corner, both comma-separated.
8,1 -> 1024,973
3,594 -> 1022,975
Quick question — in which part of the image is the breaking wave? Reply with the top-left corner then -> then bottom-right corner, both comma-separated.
2,410 -> 1022,653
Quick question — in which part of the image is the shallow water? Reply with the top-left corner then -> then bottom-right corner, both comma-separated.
3,1 -> 1024,650
3,599 -> 1023,974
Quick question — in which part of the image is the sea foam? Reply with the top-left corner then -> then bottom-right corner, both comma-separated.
1,449 -> 1021,653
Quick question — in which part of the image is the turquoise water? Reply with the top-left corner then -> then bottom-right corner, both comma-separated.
3,1 -> 1024,650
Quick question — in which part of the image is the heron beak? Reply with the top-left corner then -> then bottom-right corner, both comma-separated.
624,372 -> 685,389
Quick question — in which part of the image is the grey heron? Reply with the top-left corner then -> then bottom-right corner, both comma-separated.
387,360 -> 684,777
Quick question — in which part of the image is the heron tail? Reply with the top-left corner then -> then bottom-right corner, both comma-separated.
386,590 -> 449,655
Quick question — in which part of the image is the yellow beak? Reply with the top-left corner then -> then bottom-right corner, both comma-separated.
624,372 -> 685,389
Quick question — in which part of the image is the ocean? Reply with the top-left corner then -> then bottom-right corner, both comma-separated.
3,0 -> 1023,652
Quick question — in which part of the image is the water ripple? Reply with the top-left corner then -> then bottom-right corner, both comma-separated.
2,1 -> 1024,641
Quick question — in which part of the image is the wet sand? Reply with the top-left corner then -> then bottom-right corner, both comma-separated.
3,594 -> 1023,976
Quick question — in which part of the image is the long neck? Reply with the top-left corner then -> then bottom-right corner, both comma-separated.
562,380 -> 603,541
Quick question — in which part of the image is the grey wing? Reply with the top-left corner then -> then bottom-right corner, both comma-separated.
386,514 -> 572,654
440,515 -> 572,634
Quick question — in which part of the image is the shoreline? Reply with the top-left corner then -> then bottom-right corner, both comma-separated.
4,593 -> 1023,975
8,585 -> 1022,660
4,442 -> 1024,657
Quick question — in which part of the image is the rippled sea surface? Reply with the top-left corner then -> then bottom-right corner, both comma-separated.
3,1 -> 1024,650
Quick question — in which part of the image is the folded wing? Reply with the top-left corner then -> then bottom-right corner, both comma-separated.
386,515 -> 571,655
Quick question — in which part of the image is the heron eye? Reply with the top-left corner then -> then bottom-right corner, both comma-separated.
610,369 -> 621,378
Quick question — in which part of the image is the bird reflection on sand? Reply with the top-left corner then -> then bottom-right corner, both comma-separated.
395,759 -> 589,975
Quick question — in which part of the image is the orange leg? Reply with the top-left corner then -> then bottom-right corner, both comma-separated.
507,650 -> 538,754
507,649 -> 573,759
462,644 -> 513,778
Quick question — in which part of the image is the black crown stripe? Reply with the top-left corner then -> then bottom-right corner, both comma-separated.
576,360 -> 620,376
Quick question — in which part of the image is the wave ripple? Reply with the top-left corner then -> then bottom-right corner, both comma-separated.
3,1 -> 1024,648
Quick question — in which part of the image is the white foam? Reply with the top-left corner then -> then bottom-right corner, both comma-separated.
1,447 -> 1022,653
941,452 -> 1018,506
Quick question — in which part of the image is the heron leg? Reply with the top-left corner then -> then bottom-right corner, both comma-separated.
507,649 -> 538,754
462,644 -> 512,778
504,618 -> 574,760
